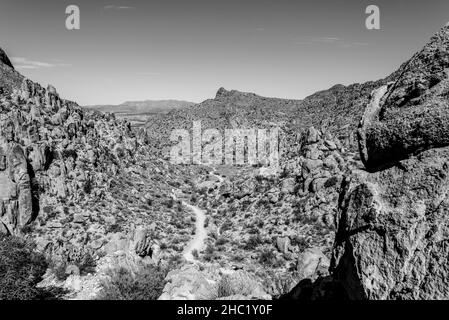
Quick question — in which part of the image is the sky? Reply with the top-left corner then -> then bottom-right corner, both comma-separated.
0,0 -> 448,105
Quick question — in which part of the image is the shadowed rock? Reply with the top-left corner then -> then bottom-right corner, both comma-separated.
0,48 -> 14,69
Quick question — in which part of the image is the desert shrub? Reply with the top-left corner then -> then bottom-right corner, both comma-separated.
159,242 -> 168,250
262,272 -> 298,298
217,271 -> 263,298
168,254 -> 183,266
324,176 -> 339,188
294,211 -> 318,225
192,249 -> 199,259
244,234 -> 263,250
215,237 -> 227,246
107,223 -> 123,233
49,248 -> 97,281
204,244 -> 215,261
220,221 -> 233,233
0,235 -> 55,300
258,249 -> 277,266
166,198 -> 175,208
83,178 -> 93,194
97,264 -> 167,300
290,236 -> 309,252
61,149 -> 78,161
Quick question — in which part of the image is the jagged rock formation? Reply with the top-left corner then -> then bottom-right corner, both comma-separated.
0,76 -> 137,236
0,49 -> 201,272
358,27 -> 449,171
0,141 -> 33,233
0,49 -> 23,95
0,48 -> 14,69
331,26 -> 449,300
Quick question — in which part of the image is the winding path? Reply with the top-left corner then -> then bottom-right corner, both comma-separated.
182,202 -> 207,262
176,169 -> 225,262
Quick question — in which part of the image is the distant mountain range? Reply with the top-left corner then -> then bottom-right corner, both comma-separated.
86,100 -> 195,127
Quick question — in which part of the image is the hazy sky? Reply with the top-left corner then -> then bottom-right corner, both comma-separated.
1,0 -> 448,105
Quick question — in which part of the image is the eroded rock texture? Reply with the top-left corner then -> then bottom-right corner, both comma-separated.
0,140 -> 34,233
332,26 -> 449,300
332,147 -> 449,299
358,26 -> 449,171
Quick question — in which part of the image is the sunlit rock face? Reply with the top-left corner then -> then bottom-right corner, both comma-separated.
332,26 -> 449,300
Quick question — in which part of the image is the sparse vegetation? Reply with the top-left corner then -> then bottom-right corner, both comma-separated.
258,249 -> 277,267
244,234 -> 263,250
49,249 -> 97,281
0,235 -> 64,300
97,264 -> 167,300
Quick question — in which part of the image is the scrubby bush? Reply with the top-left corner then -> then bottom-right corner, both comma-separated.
217,271 -> 263,298
215,237 -> 227,246
291,235 -> 309,252
49,248 -> 97,281
262,272 -> 298,298
204,244 -> 215,261
244,234 -> 263,250
258,249 -> 277,266
0,235 -> 55,300
97,264 -> 167,300
323,176 -> 339,188
220,221 -> 233,233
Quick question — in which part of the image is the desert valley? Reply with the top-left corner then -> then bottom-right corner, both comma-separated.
1,24 -> 449,300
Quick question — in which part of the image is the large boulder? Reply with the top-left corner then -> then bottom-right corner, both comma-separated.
297,248 -> 330,281
159,265 -> 218,300
331,26 -> 449,300
358,26 -> 449,171
332,146 -> 449,299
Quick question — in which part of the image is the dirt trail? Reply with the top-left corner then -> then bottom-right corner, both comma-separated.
182,202 -> 207,262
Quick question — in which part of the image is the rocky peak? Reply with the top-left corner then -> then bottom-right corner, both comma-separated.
0,48 -> 14,69
215,87 -> 228,98
214,87 -> 257,100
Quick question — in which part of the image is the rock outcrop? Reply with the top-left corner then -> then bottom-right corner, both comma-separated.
331,26 -> 449,300
358,26 -> 449,171
0,48 -> 14,69
0,140 -> 34,233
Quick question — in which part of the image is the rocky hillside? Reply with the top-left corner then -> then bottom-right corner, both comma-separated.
0,52 -> 208,294
144,74 -> 399,157
142,88 -> 299,158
